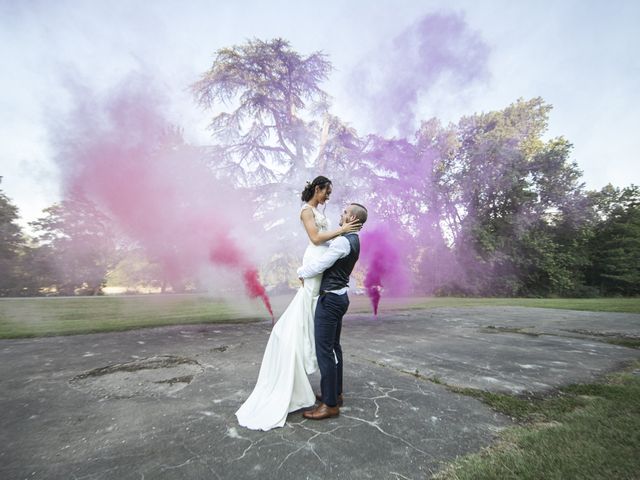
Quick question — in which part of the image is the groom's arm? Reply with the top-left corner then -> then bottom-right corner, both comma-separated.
297,236 -> 350,279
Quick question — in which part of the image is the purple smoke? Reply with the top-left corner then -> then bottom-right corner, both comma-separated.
360,224 -> 410,315
350,11 -> 490,135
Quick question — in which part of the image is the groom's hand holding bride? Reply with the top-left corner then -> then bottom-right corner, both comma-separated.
298,216 -> 360,288
298,215 -> 360,287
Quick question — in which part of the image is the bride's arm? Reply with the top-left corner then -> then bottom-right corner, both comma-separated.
300,208 -> 361,246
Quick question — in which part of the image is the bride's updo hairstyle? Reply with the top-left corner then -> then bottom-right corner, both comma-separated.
301,176 -> 332,202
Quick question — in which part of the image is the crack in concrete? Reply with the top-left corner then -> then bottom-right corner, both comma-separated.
153,375 -> 194,385
351,384 -> 414,419
352,353 -> 441,385
70,355 -> 200,380
276,423 -> 345,470
390,472 -> 413,480
68,355 -> 204,399
230,433 -> 269,462
182,441 -> 221,479
158,457 -> 195,472
355,351 -> 538,394
70,465 -> 121,480
341,413 -> 433,458
155,439 -> 221,479
481,325 -> 540,337
562,328 -> 640,339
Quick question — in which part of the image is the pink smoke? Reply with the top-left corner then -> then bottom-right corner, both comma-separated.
56,78 -> 273,317
243,269 -> 274,321
210,241 -> 274,321
360,224 -> 410,315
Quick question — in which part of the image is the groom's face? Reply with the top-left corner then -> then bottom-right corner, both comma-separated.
339,205 -> 355,227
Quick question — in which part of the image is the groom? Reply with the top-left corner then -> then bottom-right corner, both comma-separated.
297,202 -> 368,420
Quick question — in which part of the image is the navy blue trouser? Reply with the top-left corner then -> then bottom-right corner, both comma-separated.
314,292 -> 349,407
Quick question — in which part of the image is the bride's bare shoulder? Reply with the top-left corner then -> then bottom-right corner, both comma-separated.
300,204 -> 314,219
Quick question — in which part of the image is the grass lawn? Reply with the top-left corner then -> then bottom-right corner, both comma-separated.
0,294 -> 638,339
369,296 -> 640,314
0,294 -> 259,339
435,361 -> 640,480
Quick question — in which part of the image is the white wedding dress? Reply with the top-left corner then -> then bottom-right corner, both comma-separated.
235,204 -> 329,430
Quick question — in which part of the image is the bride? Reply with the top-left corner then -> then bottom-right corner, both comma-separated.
235,176 -> 361,431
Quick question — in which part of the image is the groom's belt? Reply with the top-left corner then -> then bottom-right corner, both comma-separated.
320,288 -> 348,296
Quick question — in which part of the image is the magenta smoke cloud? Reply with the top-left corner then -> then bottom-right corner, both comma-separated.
53,78 -> 273,318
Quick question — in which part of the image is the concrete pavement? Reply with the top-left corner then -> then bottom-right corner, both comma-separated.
1,306 -> 638,479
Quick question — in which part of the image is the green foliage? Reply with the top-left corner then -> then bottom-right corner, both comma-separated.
0,181 -> 27,296
29,195 -> 120,295
106,247 -> 169,292
588,185 -> 640,295
435,98 -> 592,296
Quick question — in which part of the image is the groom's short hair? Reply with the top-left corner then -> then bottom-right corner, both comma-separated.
350,203 -> 368,224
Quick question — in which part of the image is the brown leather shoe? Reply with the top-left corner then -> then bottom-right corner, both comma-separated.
315,393 -> 344,406
303,403 -> 340,420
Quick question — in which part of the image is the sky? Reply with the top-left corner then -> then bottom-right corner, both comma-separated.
1,0 -> 639,229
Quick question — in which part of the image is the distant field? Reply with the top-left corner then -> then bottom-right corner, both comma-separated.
0,294 -> 638,339
377,297 -> 640,314
0,295 -> 257,339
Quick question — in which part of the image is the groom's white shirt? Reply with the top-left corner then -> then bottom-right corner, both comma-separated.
296,236 -> 352,295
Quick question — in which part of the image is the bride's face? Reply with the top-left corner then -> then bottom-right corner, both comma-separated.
315,184 -> 332,204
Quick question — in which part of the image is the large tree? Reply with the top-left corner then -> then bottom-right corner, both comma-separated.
192,38 -> 332,185
30,195 -> 120,295
588,185 -> 640,295
0,178 -> 27,296
441,98 -> 590,295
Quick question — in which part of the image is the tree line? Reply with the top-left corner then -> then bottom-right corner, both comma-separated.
1,39 -> 638,297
